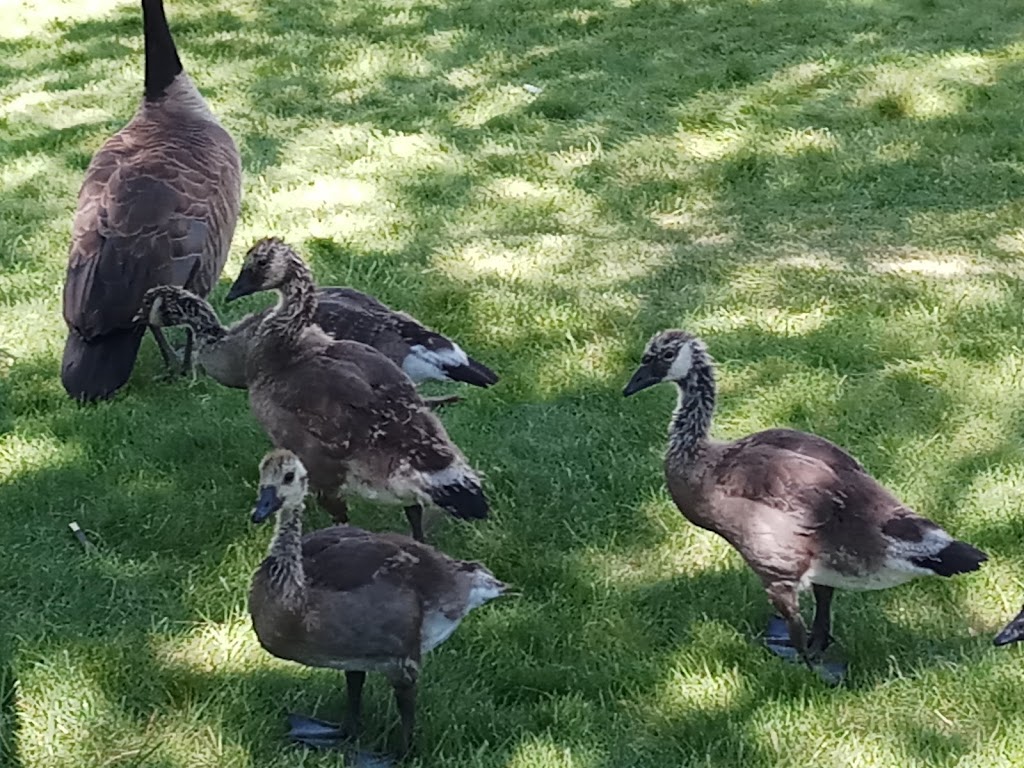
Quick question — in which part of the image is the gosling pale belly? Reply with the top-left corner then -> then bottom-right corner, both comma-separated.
805,558 -> 926,591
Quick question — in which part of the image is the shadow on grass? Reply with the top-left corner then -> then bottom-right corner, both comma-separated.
0,659 -> 23,768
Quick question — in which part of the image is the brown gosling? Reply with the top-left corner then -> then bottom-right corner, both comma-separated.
224,238 -> 489,541
624,329 -> 988,681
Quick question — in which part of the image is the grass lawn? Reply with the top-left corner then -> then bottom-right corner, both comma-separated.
4,0 -> 1024,764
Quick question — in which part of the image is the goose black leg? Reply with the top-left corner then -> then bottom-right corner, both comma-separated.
393,681 -> 417,757
319,492 -> 350,524
342,670 -> 365,736
404,505 -> 424,542
765,582 -> 811,666
808,584 -> 834,655
285,671 -> 366,749
150,325 -> 182,375
180,326 -> 195,379
763,582 -> 846,685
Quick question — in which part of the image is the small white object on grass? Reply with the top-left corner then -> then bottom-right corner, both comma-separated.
68,521 -> 96,553
523,83 -> 543,94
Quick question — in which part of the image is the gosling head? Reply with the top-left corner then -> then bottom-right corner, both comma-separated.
623,329 -> 709,397
225,237 -> 306,302
133,285 -> 200,327
457,561 -> 511,610
251,449 -> 310,524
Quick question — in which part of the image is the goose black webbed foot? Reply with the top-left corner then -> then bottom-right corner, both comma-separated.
286,712 -> 351,748
762,615 -> 848,686
423,394 -> 463,410
286,714 -> 397,766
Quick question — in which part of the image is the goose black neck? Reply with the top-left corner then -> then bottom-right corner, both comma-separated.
190,321 -> 228,347
182,303 -> 228,343
668,357 -> 716,462
142,0 -> 183,101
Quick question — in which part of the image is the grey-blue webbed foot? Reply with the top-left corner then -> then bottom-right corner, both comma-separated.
763,615 -> 848,686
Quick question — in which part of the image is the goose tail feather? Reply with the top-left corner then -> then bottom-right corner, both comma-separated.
61,327 -> 145,402
427,477 -> 489,521
995,606 -> 1024,647
444,357 -> 499,387
910,540 -> 987,577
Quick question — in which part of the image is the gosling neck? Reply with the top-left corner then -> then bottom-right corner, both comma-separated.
668,355 -> 716,464
177,301 -> 228,349
266,501 -> 306,604
264,263 -> 318,345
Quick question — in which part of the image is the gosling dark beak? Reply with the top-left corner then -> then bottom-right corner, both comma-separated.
251,486 -> 283,524
623,364 -> 661,397
994,606 -> 1024,646
225,269 -> 259,302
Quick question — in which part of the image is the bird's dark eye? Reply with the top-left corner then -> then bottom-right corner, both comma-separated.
660,348 -> 674,360
283,472 -> 295,484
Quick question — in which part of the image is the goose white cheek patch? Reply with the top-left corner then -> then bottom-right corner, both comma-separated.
666,344 -> 693,380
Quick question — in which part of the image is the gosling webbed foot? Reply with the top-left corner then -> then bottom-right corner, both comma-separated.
423,394 -> 463,410
762,615 -> 848,686
286,714 -> 397,767
286,713 -> 353,745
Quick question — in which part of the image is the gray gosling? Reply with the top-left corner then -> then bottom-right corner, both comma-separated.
134,284 -> 496,389
247,449 -> 507,756
132,286 -> 463,410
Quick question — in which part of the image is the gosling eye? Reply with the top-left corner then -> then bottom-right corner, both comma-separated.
660,347 -> 674,361
283,471 -> 295,484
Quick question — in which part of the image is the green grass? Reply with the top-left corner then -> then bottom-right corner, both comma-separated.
3,0 -> 1024,764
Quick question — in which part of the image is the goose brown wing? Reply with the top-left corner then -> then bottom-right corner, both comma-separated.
64,141 -> 213,340
301,527 -> 456,594
268,340 -> 458,472
731,428 -> 867,475
323,342 -> 462,473
715,439 -> 905,538
316,289 -> 456,357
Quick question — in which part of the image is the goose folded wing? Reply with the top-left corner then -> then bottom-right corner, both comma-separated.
319,287 -> 393,314
314,293 -> 392,345
267,341 -> 425,460
327,342 -> 466,472
715,443 -> 858,524
302,528 -> 452,593
64,162 -> 211,339
731,429 -> 867,475
316,290 -> 450,352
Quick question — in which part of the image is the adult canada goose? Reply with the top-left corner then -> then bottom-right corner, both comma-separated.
995,605 -> 1024,646
133,284 -> 497,389
247,449 -> 507,756
60,0 -> 241,401
224,237 -> 490,541
623,329 -> 988,682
